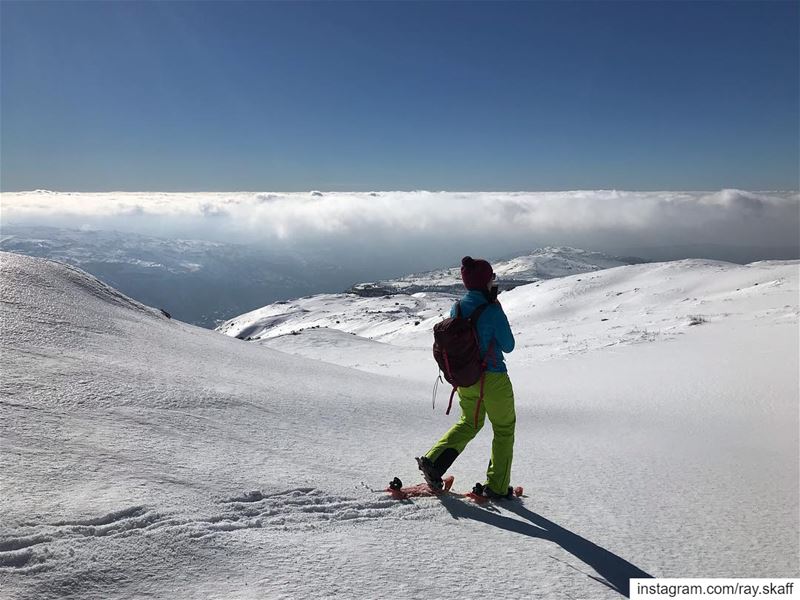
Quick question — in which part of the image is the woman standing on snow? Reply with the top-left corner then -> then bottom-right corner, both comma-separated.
417,256 -> 517,499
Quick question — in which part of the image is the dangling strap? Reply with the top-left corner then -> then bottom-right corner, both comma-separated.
442,350 -> 457,415
446,387 -> 457,415
432,372 -> 444,410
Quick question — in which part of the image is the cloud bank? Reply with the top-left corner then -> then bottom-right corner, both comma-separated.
2,189 -> 798,271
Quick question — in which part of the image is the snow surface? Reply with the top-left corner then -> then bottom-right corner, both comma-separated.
1,251 -> 798,599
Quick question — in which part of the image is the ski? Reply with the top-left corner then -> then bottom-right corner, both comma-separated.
386,475 -> 455,499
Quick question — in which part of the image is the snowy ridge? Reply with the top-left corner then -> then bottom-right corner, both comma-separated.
493,246 -> 645,278
1,252 -> 161,351
216,291 -> 455,347
1,252 -> 798,599
349,246 -> 642,295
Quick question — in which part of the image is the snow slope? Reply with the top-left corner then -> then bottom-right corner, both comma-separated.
1,252 -> 798,600
217,290 -> 455,349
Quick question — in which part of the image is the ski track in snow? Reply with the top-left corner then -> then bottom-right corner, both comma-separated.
0,486 -> 492,576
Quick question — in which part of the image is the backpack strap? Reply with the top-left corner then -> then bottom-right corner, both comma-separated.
452,300 -> 495,427
468,302 -> 492,361
466,303 -> 495,429
446,386 -> 457,416
467,302 -> 490,326
473,338 -> 496,428
475,372 -> 487,429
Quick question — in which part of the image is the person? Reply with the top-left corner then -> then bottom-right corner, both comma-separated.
417,256 -> 516,499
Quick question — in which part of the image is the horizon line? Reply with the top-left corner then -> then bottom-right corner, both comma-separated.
3,187 -> 799,195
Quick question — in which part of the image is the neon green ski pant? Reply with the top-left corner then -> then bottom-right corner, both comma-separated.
426,372 -> 516,495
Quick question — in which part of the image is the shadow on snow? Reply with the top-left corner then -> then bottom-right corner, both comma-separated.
439,497 -> 653,598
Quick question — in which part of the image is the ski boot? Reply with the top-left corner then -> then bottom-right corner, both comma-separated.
415,456 -> 444,491
471,482 -> 514,500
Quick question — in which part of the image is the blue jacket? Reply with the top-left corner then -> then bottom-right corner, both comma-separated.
450,290 -> 515,373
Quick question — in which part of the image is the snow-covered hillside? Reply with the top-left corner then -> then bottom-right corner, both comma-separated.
219,257 -> 799,371
349,247 -> 643,295
1,252 -> 798,600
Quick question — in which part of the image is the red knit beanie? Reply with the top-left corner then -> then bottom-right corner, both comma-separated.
460,256 -> 493,290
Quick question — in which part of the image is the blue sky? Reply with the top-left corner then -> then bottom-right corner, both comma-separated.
1,1 -> 798,192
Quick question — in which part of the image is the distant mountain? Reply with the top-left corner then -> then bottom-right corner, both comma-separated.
218,247 -> 647,345
0,226 -> 348,327
348,247 -> 645,296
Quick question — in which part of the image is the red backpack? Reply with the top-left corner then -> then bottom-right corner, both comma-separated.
432,301 -> 495,426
